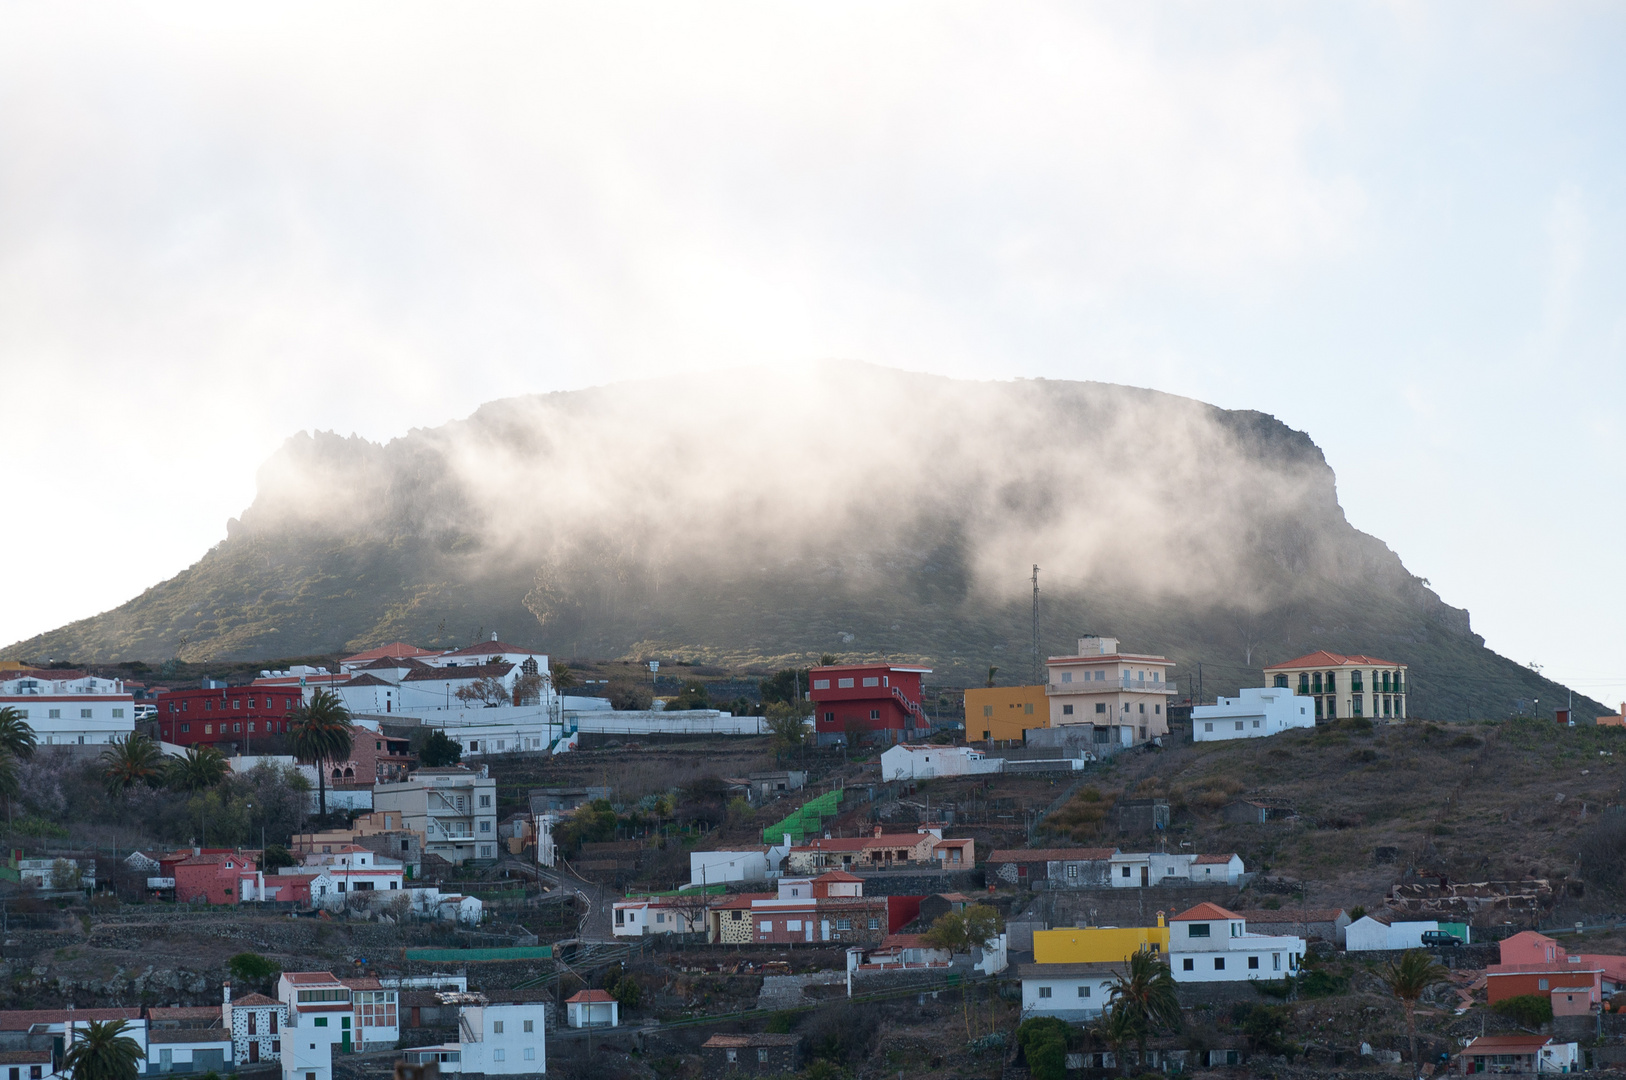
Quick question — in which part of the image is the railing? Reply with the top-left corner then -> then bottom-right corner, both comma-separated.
1046,677 -> 1175,695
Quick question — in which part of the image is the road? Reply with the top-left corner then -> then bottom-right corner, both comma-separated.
516,856 -> 616,942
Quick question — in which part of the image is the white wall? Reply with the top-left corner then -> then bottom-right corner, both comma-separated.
456,1004 -> 545,1075
567,708 -> 766,736
690,849 -> 770,885
1170,932 -> 1305,983
1345,917 -> 1438,951
879,745 -> 1001,780
1021,972 -> 1113,1018
1193,688 -> 1314,742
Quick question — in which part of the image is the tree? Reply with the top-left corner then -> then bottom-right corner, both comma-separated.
1492,994 -> 1553,1029
0,707 -> 37,760
167,745 -> 229,793
610,975 -> 642,1009
842,716 -> 867,758
759,668 -> 810,706
1094,1004 -> 1141,1078
764,704 -> 810,762
227,952 -> 281,984
62,1018 -> 143,1080
607,678 -> 652,711
50,858 -> 83,891
100,734 -> 164,798
986,666 -> 999,688
663,680 -> 709,711
260,844 -> 295,872
418,730 -> 463,767
289,688 -> 354,817
512,671 -> 545,706
1380,949 -> 1450,1079
922,904 -> 1004,1035
1016,1016 -> 1070,1080
550,662 -> 578,692
455,676 -> 511,707
1106,948 -> 1182,1069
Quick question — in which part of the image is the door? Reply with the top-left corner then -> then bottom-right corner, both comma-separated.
250,1043 -> 259,1064
1140,866 -> 1149,887
805,921 -> 813,942
821,920 -> 831,942
341,1016 -> 352,1053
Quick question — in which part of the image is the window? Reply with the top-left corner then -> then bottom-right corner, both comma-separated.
1155,705 -> 1162,714
1188,924 -> 1210,938
479,845 -> 494,858
1138,703 -> 1145,714
1252,720 -> 1260,728
787,920 -> 802,931
1538,978 -> 1549,990
870,710 -> 880,720
112,708 -> 124,718
837,918 -> 851,930
1066,865 -> 1078,879
493,1021 -> 504,1034
1024,703 -> 1034,714
983,705 -> 994,717
79,709 -> 91,719
1122,704 -> 1130,713
48,709 -> 60,719
249,1014 -> 258,1035
1121,866 -> 1131,877
1038,986 -> 1052,999
868,918 -> 880,930
1273,953 -> 1281,971
862,677 -> 879,687
726,1050 -> 738,1064
1248,956 -> 1259,970
233,699 -> 241,710
1062,705 -> 1073,715
270,1013 -> 278,1034
1214,958 -> 1225,970
1204,722 -> 1213,732
359,992 -> 396,1028
523,1020 -> 534,1033
205,724 -> 212,734
813,680 -> 830,690
1095,703 -> 1106,714
315,1017 -> 328,1027
480,821 -> 492,833
1235,721 -> 1244,731
479,794 -> 491,807
1182,958 -> 1194,971
492,1050 -> 505,1062
1077,985 -> 1091,998
1061,672 -> 1073,683
837,678 -> 854,688
757,1048 -> 770,1063
760,921 -> 772,933
1095,670 -> 1105,681
523,1048 -> 535,1061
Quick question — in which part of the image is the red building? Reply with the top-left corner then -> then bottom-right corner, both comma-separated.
150,686 -> 303,747
809,664 -> 931,747
173,851 -> 259,905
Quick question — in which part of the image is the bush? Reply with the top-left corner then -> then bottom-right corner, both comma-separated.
610,977 -> 641,1009
228,952 -> 281,983
1016,1017 -> 1072,1080
1492,994 -> 1553,1028
417,731 -> 463,768
801,1003 -> 878,1067
608,679 -> 653,711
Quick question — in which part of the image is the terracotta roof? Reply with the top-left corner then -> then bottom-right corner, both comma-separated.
283,971 -> 343,985
1460,1036 -> 1557,1052
987,847 -> 1117,863
0,1008 -> 141,1029
1265,650 -> 1402,670
703,1033 -> 802,1048
1194,854 -> 1237,864
339,977 -> 383,990
356,657 -> 436,673
148,1030 -> 233,1044
566,990 -> 615,1004
147,1007 -> 222,1021
342,674 -> 394,688
1172,902 -> 1242,922
341,643 -> 440,663
404,662 -> 514,681
440,640 -> 536,657
813,870 -> 863,883
710,893 -> 776,910
229,993 -> 280,1008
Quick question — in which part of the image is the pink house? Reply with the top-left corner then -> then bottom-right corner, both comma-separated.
1499,930 -> 1626,986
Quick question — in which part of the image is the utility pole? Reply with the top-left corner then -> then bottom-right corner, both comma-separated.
1031,565 -> 1041,685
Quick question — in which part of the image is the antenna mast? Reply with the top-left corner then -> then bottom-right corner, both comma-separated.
1031,564 -> 1041,684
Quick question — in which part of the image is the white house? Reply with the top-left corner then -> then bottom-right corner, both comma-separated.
224,983 -> 288,1068
0,672 -> 135,745
1343,915 -> 1466,951
146,1030 -> 233,1076
1107,852 -> 1246,888
277,972 -> 351,1080
401,1002 -> 545,1076
1167,903 -> 1305,984
879,744 -> 1002,781
297,845 -> 405,895
1018,962 -> 1118,1021
689,835 -> 791,887
405,887 -> 483,926
1192,688 -> 1314,742
565,990 -> 618,1029
613,896 -> 708,937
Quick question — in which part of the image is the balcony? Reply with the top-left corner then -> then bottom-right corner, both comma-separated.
1047,677 -> 1176,695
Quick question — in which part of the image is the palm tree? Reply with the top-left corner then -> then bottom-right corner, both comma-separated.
290,688 -> 353,817
62,1018 -> 143,1080
100,734 -> 164,798
1107,947 -> 1182,1069
1094,1003 -> 1142,1077
0,707 -> 37,760
1380,949 -> 1450,1079
167,745 -> 229,793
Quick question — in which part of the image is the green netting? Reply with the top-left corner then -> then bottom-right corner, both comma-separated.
761,789 -> 844,844
403,946 -> 553,962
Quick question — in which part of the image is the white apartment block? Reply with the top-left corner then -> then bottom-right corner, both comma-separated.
1168,903 -> 1305,984
1192,687 -> 1314,742
373,769 -> 499,864
1046,636 -> 1175,747
0,672 -> 135,745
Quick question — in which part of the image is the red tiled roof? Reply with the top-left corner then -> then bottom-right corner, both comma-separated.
1194,854 -> 1237,864
0,1008 -> 141,1029
341,643 -> 439,663
147,1007 -> 222,1021
339,977 -> 383,990
988,848 -> 1117,863
1265,651 -> 1402,670
342,674 -> 394,688
567,990 -> 614,1003
710,892 -> 776,910
283,972 -> 343,985
440,640 -> 536,657
229,994 -> 280,1008
1460,1036 -> 1556,1052
1172,902 -> 1242,922
814,870 -> 863,883
404,662 -> 514,681
809,664 -> 932,675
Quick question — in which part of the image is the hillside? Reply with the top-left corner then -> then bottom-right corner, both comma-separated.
7,363 -> 1600,720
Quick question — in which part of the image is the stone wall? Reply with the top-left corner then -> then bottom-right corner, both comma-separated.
849,870 -> 984,897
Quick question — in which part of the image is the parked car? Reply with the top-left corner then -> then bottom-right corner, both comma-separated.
1421,930 -> 1462,947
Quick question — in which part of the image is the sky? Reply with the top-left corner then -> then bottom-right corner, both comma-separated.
1,3 -> 1622,708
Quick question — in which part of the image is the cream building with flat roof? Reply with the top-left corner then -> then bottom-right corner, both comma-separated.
1046,636 -> 1175,748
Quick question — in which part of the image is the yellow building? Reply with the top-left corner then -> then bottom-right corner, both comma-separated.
1033,915 -> 1168,965
964,685 -> 1050,744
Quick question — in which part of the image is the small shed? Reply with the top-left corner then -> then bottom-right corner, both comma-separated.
700,1033 -> 803,1076
564,989 -> 618,1029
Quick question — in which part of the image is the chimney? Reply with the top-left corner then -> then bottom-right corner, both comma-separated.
873,825 -> 883,838
223,981 -> 232,1006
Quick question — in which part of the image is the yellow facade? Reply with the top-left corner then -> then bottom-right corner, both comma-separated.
1033,919 -> 1169,965
965,685 -> 1050,743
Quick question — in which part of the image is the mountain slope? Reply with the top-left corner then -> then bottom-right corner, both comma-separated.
7,364 -> 1598,720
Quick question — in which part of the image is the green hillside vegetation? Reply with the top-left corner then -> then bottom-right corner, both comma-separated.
5,366 -> 1602,721
1046,717 -> 1626,911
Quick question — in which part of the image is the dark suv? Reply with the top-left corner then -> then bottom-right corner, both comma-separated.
1420,930 -> 1462,947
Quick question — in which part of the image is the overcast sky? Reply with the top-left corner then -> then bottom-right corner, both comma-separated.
2,3 -> 1622,709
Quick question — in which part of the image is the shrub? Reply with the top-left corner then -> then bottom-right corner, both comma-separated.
1017,1016 -> 1073,1080
227,952 -> 281,983
1492,994 -> 1553,1028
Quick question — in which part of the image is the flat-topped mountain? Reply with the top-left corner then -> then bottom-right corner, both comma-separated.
7,364 -> 1594,720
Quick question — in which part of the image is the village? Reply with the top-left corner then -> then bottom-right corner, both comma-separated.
2,632 -> 1626,1080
